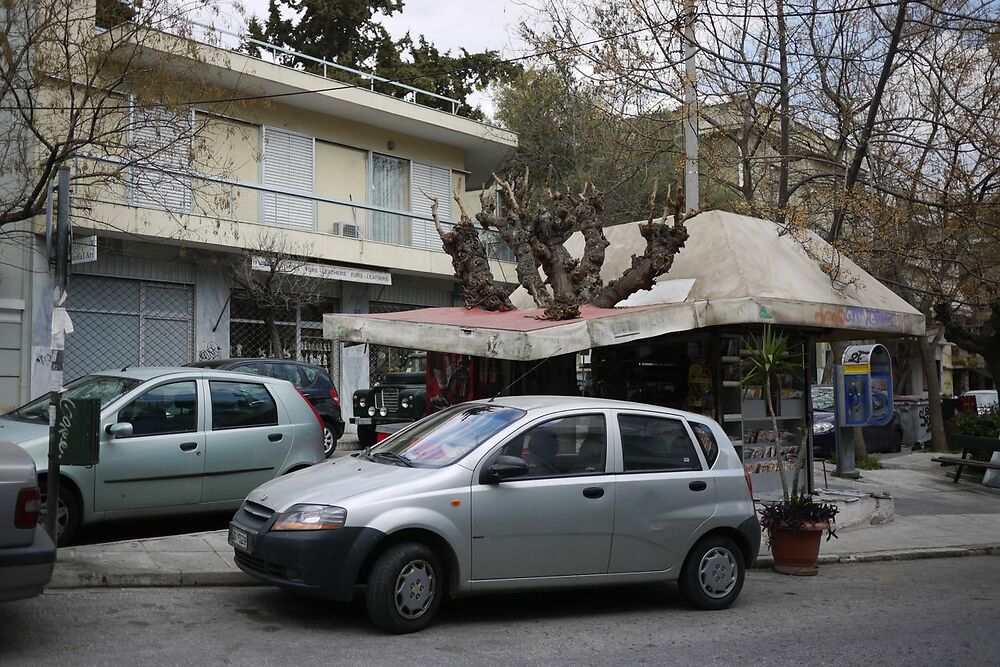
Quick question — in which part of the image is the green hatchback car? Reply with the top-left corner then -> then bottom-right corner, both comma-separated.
0,368 -> 324,545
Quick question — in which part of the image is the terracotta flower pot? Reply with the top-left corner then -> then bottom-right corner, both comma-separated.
769,522 -> 829,576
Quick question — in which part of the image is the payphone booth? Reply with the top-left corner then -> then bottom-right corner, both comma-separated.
834,344 -> 894,476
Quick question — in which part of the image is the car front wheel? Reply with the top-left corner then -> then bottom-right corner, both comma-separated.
678,535 -> 745,610
38,481 -> 81,547
322,425 -> 338,458
365,543 -> 443,634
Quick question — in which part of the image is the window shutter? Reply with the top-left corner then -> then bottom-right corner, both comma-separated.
410,162 -> 452,250
129,105 -> 193,211
261,128 -> 316,231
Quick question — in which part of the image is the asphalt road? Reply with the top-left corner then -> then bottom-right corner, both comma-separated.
3,556 -> 999,665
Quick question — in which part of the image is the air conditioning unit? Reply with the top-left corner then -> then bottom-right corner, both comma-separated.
332,223 -> 361,239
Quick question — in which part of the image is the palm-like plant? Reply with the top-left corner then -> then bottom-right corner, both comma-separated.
741,325 -> 803,503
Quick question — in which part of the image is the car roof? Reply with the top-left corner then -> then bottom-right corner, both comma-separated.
83,367 -> 286,383
186,358 -> 323,370
478,395 -> 712,421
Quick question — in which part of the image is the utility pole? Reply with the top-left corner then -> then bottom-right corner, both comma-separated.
45,166 -> 71,541
683,0 -> 699,212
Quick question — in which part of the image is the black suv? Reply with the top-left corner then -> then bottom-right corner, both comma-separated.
187,359 -> 345,457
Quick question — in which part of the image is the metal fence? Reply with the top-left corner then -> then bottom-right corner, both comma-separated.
367,302 -> 424,386
63,275 -> 193,382
229,293 -> 343,386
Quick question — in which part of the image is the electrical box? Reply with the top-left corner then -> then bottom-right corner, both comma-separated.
837,344 -> 893,427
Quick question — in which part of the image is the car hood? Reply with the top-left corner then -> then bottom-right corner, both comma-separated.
247,454 -> 438,514
0,418 -> 49,463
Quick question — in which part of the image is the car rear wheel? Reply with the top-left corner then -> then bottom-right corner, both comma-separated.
322,425 -> 338,458
678,535 -> 745,610
38,481 -> 81,547
365,543 -> 442,634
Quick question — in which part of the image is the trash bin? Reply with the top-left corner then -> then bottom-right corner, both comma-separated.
894,395 -> 931,446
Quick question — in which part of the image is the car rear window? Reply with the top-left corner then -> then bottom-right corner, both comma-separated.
689,422 -> 719,468
209,381 -> 278,430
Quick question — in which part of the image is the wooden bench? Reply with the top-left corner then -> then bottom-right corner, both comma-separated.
931,434 -> 1000,483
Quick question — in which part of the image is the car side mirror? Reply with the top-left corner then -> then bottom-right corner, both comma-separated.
106,422 -> 133,438
482,455 -> 529,484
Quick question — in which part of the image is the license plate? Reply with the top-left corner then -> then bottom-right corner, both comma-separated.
229,526 -> 250,552
355,417 -> 373,425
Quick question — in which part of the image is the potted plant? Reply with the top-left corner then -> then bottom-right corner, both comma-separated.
743,326 -> 838,575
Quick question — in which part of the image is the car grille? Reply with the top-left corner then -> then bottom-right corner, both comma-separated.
238,500 -> 274,529
234,552 -> 286,579
375,388 -> 400,412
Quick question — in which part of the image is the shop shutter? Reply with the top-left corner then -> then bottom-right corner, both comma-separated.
129,105 -> 193,211
410,162 -> 452,250
261,127 -> 316,231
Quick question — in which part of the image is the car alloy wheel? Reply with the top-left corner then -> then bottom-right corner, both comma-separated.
698,546 -> 738,599
394,559 -> 436,620
37,483 -> 80,546
323,426 -> 336,457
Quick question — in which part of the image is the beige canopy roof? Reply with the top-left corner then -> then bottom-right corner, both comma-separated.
323,210 -> 924,360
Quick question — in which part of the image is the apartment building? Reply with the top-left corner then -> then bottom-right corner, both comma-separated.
0,2 -> 517,420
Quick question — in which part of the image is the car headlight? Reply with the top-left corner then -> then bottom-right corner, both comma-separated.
368,406 -> 376,416
813,421 -> 835,435
401,396 -> 411,409
272,505 -> 347,531
379,407 -> 388,417
358,397 -> 366,408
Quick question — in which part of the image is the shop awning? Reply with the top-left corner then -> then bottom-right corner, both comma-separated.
323,210 -> 925,360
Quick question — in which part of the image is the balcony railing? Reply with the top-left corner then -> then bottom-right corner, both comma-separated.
104,6 -> 465,115
78,158 -> 515,263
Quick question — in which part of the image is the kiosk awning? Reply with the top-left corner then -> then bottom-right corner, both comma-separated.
323,210 -> 924,360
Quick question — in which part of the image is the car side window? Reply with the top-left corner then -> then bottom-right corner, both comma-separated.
689,422 -> 719,468
493,414 -> 607,478
299,365 -> 321,386
230,362 -> 260,375
618,414 -> 702,472
264,363 -> 302,387
118,381 -> 197,437
210,381 -> 278,430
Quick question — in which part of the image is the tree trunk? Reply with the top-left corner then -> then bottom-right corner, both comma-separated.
264,309 -> 283,358
917,337 -> 948,452
983,350 -> 1000,396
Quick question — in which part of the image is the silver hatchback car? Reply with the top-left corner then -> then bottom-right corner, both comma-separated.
1,368 -> 324,545
230,396 -> 760,633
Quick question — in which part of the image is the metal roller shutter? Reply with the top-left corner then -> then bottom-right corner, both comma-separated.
261,127 -> 316,231
410,162 -> 452,250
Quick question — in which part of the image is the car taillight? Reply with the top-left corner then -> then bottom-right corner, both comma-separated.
297,389 -> 324,430
743,468 -> 754,499
15,488 -> 41,529
376,431 -> 391,443
329,386 -> 340,407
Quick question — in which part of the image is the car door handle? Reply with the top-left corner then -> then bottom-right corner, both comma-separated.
689,480 -> 707,492
582,487 -> 605,499
179,442 -> 198,452
268,433 -> 283,442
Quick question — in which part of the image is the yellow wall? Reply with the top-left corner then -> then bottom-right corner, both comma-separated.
315,141 -> 368,235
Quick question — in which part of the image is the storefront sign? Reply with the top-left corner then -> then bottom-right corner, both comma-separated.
71,235 -> 97,264
251,257 -> 391,285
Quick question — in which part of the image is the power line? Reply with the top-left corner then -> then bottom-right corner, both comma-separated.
3,0 -> 996,113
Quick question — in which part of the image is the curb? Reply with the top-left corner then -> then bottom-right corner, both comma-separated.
46,544 -> 1000,589
752,543 -> 1000,570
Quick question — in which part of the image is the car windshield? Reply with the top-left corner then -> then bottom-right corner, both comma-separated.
405,354 -> 426,373
5,375 -> 142,423
812,386 -> 834,412
367,403 -> 525,468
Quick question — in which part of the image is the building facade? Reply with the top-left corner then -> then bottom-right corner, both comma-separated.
0,4 -> 517,426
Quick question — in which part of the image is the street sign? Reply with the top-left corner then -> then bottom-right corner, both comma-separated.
54,396 -> 100,467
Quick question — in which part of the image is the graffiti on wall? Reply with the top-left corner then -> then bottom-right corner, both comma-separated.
813,306 -> 899,331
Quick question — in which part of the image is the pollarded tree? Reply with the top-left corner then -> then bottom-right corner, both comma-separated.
432,171 -> 696,321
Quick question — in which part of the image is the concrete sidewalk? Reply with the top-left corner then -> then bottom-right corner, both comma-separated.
47,450 -> 1000,589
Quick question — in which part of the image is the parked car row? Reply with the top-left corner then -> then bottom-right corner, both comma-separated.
0,442 -> 55,603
